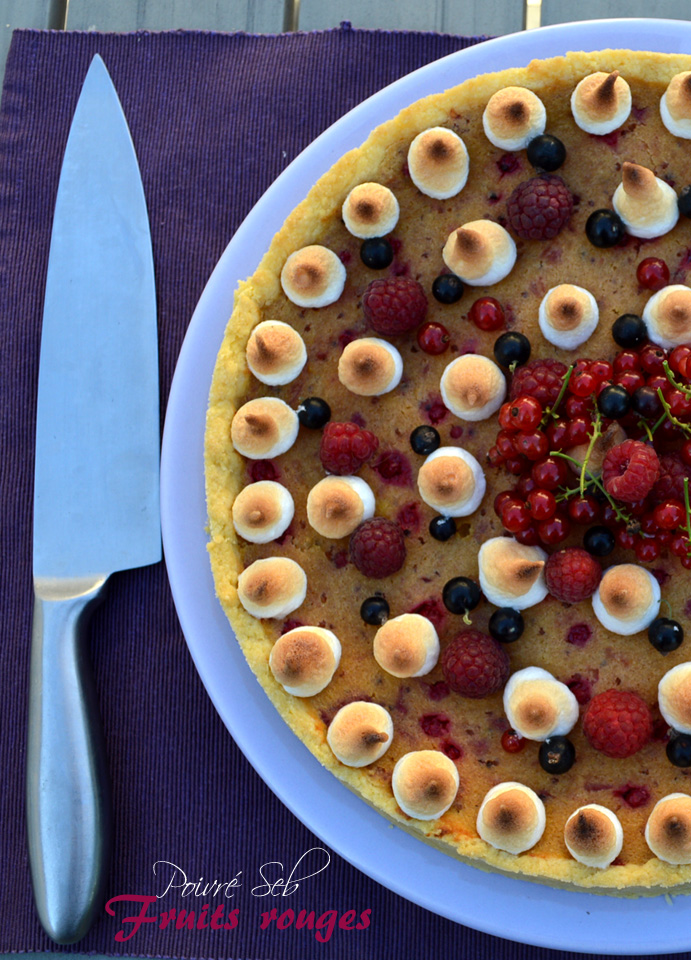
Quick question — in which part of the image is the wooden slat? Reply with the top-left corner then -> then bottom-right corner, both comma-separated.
65,0 -> 284,33
297,0 -> 524,35
542,0 -> 691,24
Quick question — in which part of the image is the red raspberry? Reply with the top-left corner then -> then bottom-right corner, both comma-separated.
506,175 -> 574,240
362,277 -> 428,336
601,439 -> 660,503
319,421 -> 379,475
582,689 -> 653,759
545,547 -> 602,603
509,358 -> 568,407
440,630 -> 510,699
650,452 -> 691,505
349,517 -> 406,578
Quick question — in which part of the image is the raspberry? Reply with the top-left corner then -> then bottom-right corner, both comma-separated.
601,439 -> 660,503
440,630 -> 510,699
582,689 -> 653,759
362,277 -> 428,336
506,175 -> 574,240
319,421 -> 379,475
650,452 -> 691,505
509,358 -> 568,407
349,517 -> 406,578
545,547 -> 602,603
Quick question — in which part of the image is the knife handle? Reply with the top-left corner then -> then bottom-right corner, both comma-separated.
27,575 -> 112,944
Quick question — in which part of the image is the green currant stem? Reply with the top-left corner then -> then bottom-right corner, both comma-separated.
540,364 -> 575,427
637,418 -> 655,443
660,597 -> 673,619
656,387 -> 691,438
549,449 -> 634,527
462,611 -> 472,625
579,412 -> 602,497
663,360 -> 691,399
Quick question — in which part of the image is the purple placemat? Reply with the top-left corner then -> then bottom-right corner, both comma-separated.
0,24 -> 685,960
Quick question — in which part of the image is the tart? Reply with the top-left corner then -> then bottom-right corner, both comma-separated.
205,49 -> 691,895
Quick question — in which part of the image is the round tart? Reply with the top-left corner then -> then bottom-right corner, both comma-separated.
205,48 -> 691,895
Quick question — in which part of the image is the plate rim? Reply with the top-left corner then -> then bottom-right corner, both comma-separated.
161,19 -> 691,954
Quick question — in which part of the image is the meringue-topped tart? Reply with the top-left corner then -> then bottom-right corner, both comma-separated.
417,446 -> 486,517
269,626 -> 341,697
476,782 -> 546,854
280,244 -> 346,307
407,126 -> 469,199
327,701 -> 394,767
440,354 -> 506,421
570,70 -> 632,134
392,750 -> 459,820
342,182 -> 400,238
246,320 -> 307,386
478,537 -> 547,610
482,86 -> 546,150
564,805 -> 623,869
373,613 -> 439,678
592,563 -> 661,636
612,161 -> 678,239
538,284 -> 599,350
503,666 -> 579,741
645,794 -> 691,865
643,284 -> 691,348
442,220 -> 516,286
658,662 -> 691,734
338,337 -> 403,396
660,72 -> 691,138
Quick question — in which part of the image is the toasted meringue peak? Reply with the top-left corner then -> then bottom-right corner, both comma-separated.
246,320 -> 307,386
661,73 -> 691,138
643,284 -> 691,349
442,221 -> 517,287
612,162 -> 678,239
503,666 -> 579,741
645,793 -> 691,864
342,182 -> 400,238
658,662 -> 691,734
391,750 -> 459,820
280,245 -> 346,308
538,284 -> 599,350
269,626 -> 341,697
373,613 -> 440,678
417,446 -> 486,517
440,354 -> 507,421
592,563 -> 661,636
476,782 -> 546,854
570,71 -> 632,134
482,86 -> 546,151
564,805 -> 624,869
338,337 -> 403,396
306,475 -> 375,539
407,127 -> 470,199
237,557 -> 307,619
327,701 -> 394,767
231,397 -> 299,459
232,480 -> 295,544
478,537 -> 548,610
567,422 -> 627,478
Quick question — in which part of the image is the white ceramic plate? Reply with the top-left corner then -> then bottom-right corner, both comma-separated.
161,19 -> 691,954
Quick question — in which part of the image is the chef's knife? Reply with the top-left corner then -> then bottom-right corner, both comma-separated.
28,54 -> 160,944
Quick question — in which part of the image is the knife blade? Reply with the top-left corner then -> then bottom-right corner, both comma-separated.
27,54 -> 160,945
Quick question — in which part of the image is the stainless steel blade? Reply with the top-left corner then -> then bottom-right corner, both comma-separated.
33,54 -> 160,579
28,54 -> 160,945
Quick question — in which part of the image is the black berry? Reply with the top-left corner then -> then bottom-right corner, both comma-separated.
612,313 -> 647,348
297,396 -> 331,429
632,385 -> 662,419
429,515 -> 456,541
583,525 -> 616,557
488,607 -> 524,643
526,134 -> 566,172
586,209 -> 625,248
597,384 -> 631,419
360,237 -> 393,269
410,424 -> 441,455
442,576 -> 481,615
432,273 -> 464,304
667,732 -> 691,767
648,617 -> 684,654
494,331 -> 531,368
679,186 -> 691,218
539,736 -> 576,774
360,596 -> 390,626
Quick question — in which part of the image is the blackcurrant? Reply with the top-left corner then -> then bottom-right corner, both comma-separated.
360,596 -> 390,626
585,209 -> 625,248
611,312 -> 647,348
583,525 -> 616,557
488,607 -> 524,643
410,424 -> 441,455
667,732 -> 691,767
679,185 -> 691,218
597,384 -> 630,419
442,576 -> 481,615
296,396 -> 331,429
432,273 -> 464,304
494,331 -> 531,368
526,133 -> 566,172
631,385 -> 662,419
429,515 -> 456,541
360,237 -> 393,269
539,736 -> 576,774
648,617 -> 684,654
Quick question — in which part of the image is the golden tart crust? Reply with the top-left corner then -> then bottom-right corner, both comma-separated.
205,50 -> 691,896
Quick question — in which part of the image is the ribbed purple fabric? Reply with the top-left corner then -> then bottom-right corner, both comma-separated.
0,25 -> 684,960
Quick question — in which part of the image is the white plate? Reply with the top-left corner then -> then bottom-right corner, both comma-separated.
161,19 -> 691,954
